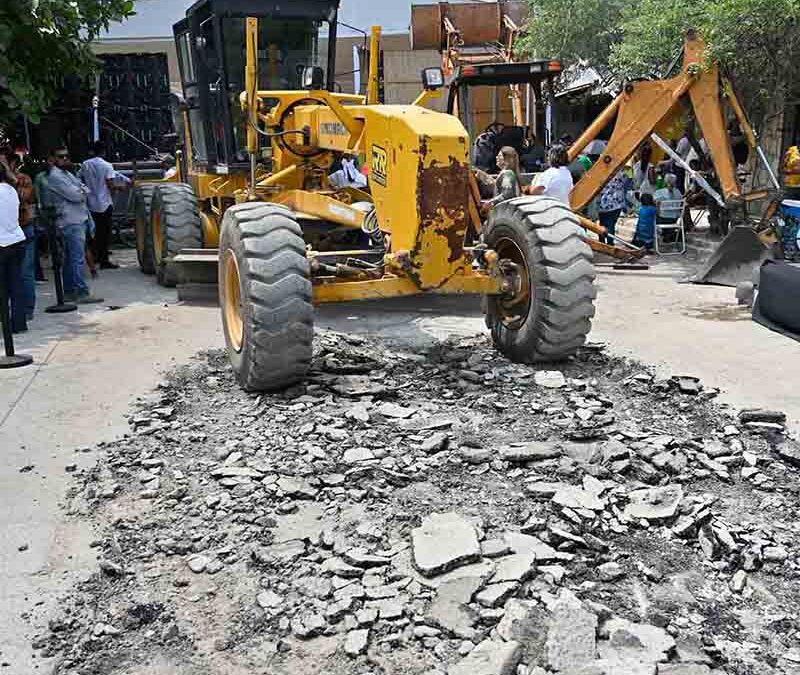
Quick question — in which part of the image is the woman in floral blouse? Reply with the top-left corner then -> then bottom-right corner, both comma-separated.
597,171 -> 627,245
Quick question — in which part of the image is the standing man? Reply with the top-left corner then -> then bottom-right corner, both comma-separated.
33,152 -> 56,281
0,160 -> 27,333
79,141 -> 118,270
47,146 -> 103,304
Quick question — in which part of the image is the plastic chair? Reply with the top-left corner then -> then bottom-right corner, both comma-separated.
655,199 -> 687,255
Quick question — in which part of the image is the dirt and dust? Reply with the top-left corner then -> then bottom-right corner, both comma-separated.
31,332 -> 800,675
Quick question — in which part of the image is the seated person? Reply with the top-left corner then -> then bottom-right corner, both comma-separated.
483,146 -> 522,209
632,193 -> 657,251
473,132 -> 497,171
520,133 -> 546,172
527,144 -> 573,205
329,152 -> 367,190
654,173 -> 683,223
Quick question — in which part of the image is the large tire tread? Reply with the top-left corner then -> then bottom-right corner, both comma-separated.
151,183 -> 203,287
219,203 -> 313,392
134,183 -> 158,274
484,196 -> 596,363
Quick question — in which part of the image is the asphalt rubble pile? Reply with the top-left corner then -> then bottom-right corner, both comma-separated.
33,331 -> 800,675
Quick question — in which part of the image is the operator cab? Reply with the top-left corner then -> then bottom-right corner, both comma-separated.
173,0 -> 340,175
448,60 -> 562,173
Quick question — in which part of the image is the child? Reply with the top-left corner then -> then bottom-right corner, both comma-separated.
632,193 -> 657,251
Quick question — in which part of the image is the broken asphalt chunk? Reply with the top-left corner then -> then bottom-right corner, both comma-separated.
624,484 -> 683,521
412,512 -> 480,577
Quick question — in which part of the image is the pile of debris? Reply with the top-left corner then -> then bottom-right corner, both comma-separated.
33,332 -> 800,675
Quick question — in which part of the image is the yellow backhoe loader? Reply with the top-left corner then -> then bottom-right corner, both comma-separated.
411,4 -> 780,273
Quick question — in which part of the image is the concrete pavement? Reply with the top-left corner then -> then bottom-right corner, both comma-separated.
0,251 -> 222,670
1,246 -> 798,671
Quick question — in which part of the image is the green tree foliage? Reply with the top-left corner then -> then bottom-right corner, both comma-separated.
520,0 -> 631,67
522,0 -> 800,116
0,0 -> 135,126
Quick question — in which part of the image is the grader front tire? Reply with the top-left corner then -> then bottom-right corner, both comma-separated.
484,196 -> 596,362
133,183 -> 157,275
219,203 -> 313,392
150,183 -> 203,287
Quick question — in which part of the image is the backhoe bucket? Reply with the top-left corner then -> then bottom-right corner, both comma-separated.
690,226 -> 773,286
411,1 -> 526,50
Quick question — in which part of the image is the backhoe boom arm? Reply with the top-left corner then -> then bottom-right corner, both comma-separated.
568,31 -> 754,212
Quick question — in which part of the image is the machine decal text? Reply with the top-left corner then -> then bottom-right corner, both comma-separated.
371,145 -> 388,186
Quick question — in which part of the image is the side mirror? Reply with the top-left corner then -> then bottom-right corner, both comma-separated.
421,67 -> 444,91
302,66 -> 325,91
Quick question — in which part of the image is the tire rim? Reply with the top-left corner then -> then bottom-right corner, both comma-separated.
152,207 -> 163,266
223,249 -> 244,353
494,236 -> 531,329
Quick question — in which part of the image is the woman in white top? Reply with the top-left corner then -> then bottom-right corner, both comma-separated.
0,160 -> 28,333
528,144 -> 573,204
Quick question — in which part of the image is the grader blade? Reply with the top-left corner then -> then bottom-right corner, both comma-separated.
172,248 -> 219,285
690,226 -> 774,287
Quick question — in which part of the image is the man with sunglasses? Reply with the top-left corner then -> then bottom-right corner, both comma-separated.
46,146 -> 103,304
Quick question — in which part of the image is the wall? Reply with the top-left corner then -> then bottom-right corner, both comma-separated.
327,34 -> 443,108
94,39 -> 181,91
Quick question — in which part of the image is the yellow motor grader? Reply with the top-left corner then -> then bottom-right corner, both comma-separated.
132,0 -> 597,391
132,0 -> 775,392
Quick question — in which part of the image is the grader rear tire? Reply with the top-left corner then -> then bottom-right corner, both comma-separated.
150,183 -> 202,287
133,183 -> 157,275
484,196 -> 596,362
219,203 -> 313,392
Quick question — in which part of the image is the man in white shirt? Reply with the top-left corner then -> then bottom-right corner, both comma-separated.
79,141 -> 118,270
528,144 -> 574,205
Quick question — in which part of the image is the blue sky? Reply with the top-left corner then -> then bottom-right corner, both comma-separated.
101,0 -> 428,39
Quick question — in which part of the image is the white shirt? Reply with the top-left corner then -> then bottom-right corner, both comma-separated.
0,183 -> 24,247
533,166 -> 573,204
329,159 -> 367,189
79,156 -> 115,213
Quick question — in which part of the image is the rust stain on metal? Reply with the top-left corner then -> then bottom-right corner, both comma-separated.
410,155 -> 471,290
419,162 -> 470,262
